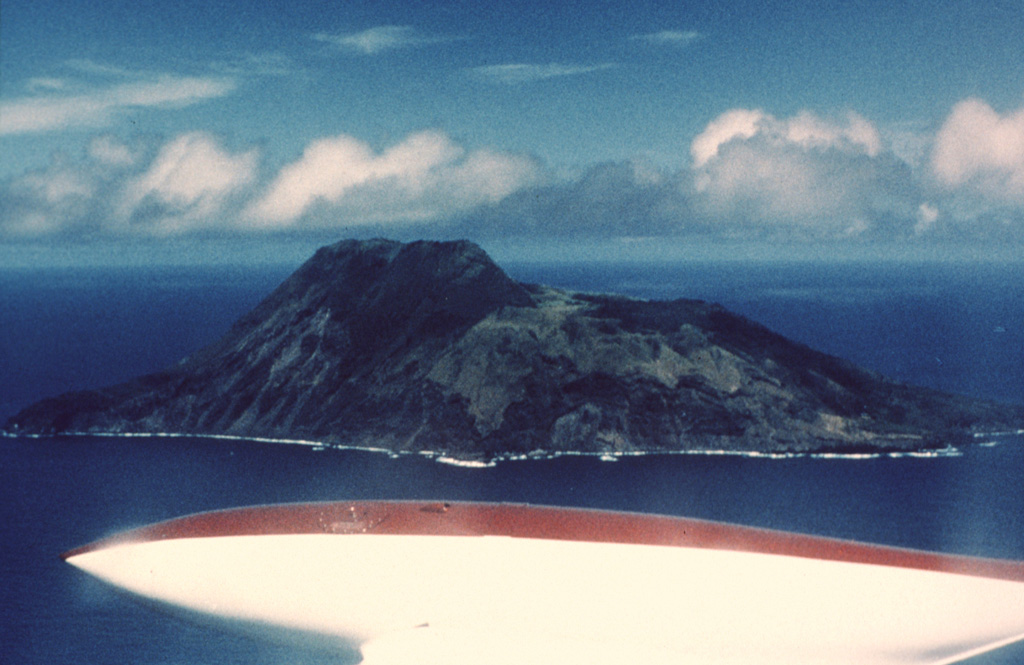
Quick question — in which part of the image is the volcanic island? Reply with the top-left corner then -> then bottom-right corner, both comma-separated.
6,239 -> 1022,461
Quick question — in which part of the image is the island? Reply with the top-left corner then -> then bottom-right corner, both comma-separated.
5,238 -> 1022,460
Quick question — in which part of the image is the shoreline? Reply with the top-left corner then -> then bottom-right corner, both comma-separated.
6,428 -> 1023,466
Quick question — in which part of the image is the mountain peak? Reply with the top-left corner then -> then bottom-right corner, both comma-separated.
214,238 -> 533,368
283,238 -> 529,319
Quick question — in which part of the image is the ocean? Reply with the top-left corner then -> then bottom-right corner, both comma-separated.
2,258 -> 1023,664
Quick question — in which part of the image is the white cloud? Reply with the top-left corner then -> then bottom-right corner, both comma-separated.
695,141 -> 851,227
470,63 -> 615,85
19,165 -> 96,205
87,135 -> 137,168
1,133 -> 257,238
246,130 -> 540,228
690,109 -> 908,236
692,109 -> 880,168
914,202 -> 940,234
690,109 -> 764,168
118,133 -> 258,234
784,111 -> 881,157
312,26 -> 451,55
879,121 -> 932,169
931,98 -> 1024,205
111,76 -> 234,108
443,148 -> 543,204
0,75 -> 235,135
247,132 -> 454,225
1,154 -> 108,237
632,30 -> 703,47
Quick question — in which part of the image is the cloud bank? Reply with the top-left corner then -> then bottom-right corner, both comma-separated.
2,99 -> 1022,246
466,103 -> 1023,243
0,130 -> 541,238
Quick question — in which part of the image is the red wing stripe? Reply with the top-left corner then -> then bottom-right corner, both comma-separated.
62,500 -> 1024,583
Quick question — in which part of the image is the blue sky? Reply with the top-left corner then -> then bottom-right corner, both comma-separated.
2,0 -> 1023,263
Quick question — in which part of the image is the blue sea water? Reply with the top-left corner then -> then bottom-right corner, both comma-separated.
2,258 -> 1023,664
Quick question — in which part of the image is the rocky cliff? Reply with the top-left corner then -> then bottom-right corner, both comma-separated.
6,239 -> 1022,459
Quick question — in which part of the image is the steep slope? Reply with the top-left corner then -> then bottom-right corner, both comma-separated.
6,239 -> 1022,459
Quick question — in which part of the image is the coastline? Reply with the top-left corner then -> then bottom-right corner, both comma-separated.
8,428 -> 1023,467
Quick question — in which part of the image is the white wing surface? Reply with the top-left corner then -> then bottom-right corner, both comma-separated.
63,501 -> 1024,665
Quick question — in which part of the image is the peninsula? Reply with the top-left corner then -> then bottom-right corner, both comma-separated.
6,239 -> 1022,459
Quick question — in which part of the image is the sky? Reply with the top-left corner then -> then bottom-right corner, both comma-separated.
1,0 -> 1023,264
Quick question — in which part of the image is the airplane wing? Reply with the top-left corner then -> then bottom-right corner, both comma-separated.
63,501 -> 1024,665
